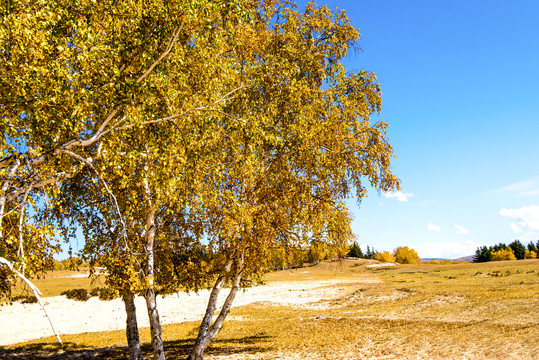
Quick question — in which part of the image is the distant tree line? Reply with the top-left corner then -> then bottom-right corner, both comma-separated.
473,240 -> 538,262
348,242 -> 377,259
347,242 -> 421,264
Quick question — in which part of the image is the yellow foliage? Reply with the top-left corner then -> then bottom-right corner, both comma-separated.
524,250 -> 537,259
491,248 -> 516,261
393,246 -> 420,264
375,251 -> 395,263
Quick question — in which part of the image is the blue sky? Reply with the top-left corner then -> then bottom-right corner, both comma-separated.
296,0 -> 539,258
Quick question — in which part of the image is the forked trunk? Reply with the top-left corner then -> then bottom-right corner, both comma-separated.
187,254 -> 244,360
123,293 -> 143,360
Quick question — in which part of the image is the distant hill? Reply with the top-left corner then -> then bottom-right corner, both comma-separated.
421,258 -> 445,262
421,255 -> 474,262
454,255 -> 474,262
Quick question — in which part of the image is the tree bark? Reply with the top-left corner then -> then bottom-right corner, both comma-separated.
187,253 -> 244,360
142,173 -> 166,360
145,288 -> 165,360
0,159 -> 21,235
123,293 -> 143,360
191,258 -> 233,348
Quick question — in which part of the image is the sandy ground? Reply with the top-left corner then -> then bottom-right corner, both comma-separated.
0,279 -> 356,346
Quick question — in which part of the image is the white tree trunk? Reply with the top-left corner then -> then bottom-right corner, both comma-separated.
145,288 -> 165,360
142,172 -> 166,360
187,254 -> 244,360
123,293 -> 144,360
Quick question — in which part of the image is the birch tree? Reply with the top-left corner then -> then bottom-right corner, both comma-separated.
187,2 -> 400,358
3,2 -> 400,360
51,2 -> 400,360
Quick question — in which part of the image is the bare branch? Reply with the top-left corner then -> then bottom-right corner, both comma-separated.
1,158 -> 22,237
17,188 -> 30,265
1,201 -> 24,219
4,170 -> 73,204
1,158 -> 20,195
0,257 -> 62,344
0,155 -> 15,170
136,27 -> 182,84
58,149 -> 132,254
114,84 -> 249,131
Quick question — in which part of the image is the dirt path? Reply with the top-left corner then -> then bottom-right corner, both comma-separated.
0,279 -> 360,346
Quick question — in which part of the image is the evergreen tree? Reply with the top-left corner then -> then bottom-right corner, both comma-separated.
365,245 -> 376,259
491,243 -> 508,252
509,239 -> 526,260
473,246 -> 492,262
348,242 -> 364,258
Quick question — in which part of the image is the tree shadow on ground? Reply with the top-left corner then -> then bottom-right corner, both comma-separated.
0,334 -> 273,359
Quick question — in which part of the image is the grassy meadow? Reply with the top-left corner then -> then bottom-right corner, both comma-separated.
1,259 -> 538,359
8,268 -> 100,298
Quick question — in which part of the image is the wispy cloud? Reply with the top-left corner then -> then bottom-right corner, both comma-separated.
500,205 -> 539,241
497,177 -> 539,196
382,191 -> 414,202
427,223 -> 441,232
510,223 -> 522,233
454,223 -> 469,234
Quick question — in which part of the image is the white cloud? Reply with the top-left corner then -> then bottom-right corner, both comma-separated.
382,191 -> 414,202
499,205 -> 539,230
510,223 -> 522,233
454,223 -> 469,235
427,223 -> 441,232
500,205 -> 539,241
416,240 -> 479,259
498,177 -> 539,196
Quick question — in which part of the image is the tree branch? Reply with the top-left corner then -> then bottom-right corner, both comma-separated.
58,149 -> 132,255
136,27 -> 182,84
1,158 -> 22,237
114,84 -> 249,131
0,257 -> 62,344
4,169 -> 75,204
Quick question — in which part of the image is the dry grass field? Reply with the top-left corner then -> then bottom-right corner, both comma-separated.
1,259 -> 538,359
8,267 -> 102,298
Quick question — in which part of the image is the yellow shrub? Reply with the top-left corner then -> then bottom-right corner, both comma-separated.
524,250 -> 537,259
375,251 -> 396,263
491,248 -> 516,261
393,246 -> 421,264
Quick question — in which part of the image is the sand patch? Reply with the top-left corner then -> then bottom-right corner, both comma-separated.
0,279 -> 357,346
